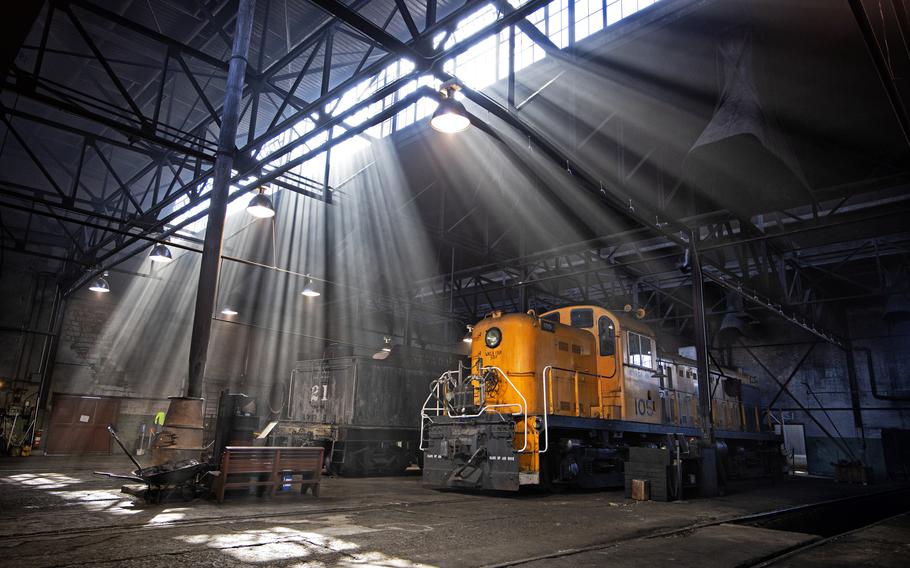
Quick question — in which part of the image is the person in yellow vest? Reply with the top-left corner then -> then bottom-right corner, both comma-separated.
152,411 -> 166,439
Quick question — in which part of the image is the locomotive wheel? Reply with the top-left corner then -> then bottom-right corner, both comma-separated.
540,452 -> 568,493
324,455 -> 331,474
340,450 -> 367,476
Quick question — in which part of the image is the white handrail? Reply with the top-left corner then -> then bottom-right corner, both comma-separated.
419,370 -> 460,451
540,366 -> 552,454
418,366 -> 530,453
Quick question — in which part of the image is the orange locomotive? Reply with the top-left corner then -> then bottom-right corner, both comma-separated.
420,305 -> 779,491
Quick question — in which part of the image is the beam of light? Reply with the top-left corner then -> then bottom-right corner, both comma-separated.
0,474 -> 140,516
49,0 -> 677,430
176,526 -> 436,566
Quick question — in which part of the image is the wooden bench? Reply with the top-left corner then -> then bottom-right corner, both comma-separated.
214,446 -> 323,503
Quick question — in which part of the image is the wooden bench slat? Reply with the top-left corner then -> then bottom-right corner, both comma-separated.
216,446 -> 324,503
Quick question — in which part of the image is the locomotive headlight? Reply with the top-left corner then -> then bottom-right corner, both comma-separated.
484,327 -> 502,348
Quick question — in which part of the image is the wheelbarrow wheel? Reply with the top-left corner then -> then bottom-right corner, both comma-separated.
145,486 -> 161,504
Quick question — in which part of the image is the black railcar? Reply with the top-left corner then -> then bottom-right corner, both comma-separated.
272,345 -> 465,475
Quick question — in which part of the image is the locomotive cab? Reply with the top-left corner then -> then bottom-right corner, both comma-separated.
540,306 -> 662,424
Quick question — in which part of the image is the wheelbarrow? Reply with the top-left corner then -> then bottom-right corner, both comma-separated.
94,425 -> 210,503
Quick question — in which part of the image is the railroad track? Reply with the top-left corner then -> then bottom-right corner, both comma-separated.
0,495 -> 475,543
482,486 -> 910,568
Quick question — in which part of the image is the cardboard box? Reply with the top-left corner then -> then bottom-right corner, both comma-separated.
631,478 -> 650,501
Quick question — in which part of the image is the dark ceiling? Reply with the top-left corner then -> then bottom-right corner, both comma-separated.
1,0 -> 908,344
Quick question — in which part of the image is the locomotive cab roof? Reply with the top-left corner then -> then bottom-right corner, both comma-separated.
537,304 -> 657,338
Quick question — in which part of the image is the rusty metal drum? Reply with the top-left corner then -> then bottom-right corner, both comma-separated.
151,397 -> 205,465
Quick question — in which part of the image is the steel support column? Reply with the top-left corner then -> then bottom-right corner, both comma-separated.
33,285 -> 66,446
186,0 -> 256,399
690,232 -> 718,497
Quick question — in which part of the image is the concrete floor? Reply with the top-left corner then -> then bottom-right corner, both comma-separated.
771,512 -> 910,568
0,455 -> 906,567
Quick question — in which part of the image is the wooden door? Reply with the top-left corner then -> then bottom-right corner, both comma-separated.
45,395 -> 120,455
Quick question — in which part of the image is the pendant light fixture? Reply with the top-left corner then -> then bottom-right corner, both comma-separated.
301,277 -> 320,297
88,271 -> 111,293
247,186 -> 276,219
372,336 -> 393,360
430,82 -> 471,133
148,243 -> 173,263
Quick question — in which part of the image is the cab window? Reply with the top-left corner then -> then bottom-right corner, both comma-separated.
542,312 -> 560,323
627,331 -> 654,368
598,316 -> 615,356
570,308 -> 594,328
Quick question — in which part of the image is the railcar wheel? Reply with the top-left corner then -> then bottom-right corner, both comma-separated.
540,452 -> 568,493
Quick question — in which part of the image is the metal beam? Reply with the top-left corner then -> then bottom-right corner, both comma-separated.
307,0 -> 426,63
52,0 -> 553,277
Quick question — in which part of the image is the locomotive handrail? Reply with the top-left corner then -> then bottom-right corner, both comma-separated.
540,366 -> 625,454
541,366 -> 552,454
541,366 -> 621,381
419,366 -> 530,453
419,370 -> 461,451
467,366 -> 530,452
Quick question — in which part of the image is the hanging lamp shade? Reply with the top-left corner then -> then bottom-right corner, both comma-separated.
431,83 -> 470,133
88,271 -> 110,293
247,192 -> 276,218
431,97 -> 471,133
301,278 -> 320,297
148,243 -> 173,263
717,293 -> 747,342
373,336 -> 393,360
430,98 -> 471,134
